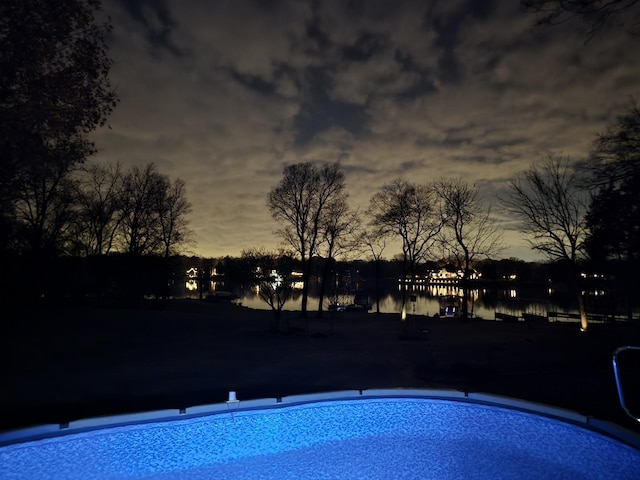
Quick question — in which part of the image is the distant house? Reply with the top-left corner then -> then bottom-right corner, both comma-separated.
430,264 -> 462,282
398,264 -> 480,286
429,264 -> 481,283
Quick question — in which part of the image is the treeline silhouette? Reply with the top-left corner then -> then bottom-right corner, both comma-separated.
3,253 -> 625,311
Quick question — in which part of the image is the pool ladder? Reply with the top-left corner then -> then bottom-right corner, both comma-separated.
612,346 -> 640,423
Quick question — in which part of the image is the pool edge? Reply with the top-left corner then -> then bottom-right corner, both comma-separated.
2,388 -> 639,450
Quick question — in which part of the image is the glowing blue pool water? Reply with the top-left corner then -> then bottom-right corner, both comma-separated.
1,392 -> 640,479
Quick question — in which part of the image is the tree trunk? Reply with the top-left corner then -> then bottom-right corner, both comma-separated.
271,309 -> 280,332
317,257 -> 330,317
461,279 -> 470,320
300,259 -> 309,317
375,259 -> 381,315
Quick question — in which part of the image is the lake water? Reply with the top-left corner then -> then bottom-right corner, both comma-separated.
180,279 -> 599,321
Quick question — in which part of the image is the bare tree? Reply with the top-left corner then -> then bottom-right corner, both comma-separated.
74,163 -> 123,256
436,178 -> 504,319
13,138 -> 88,255
359,228 -> 387,315
501,155 -> 589,331
368,179 -> 444,326
117,163 -> 192,258
241,248 -> 296,332
522,0 -> 640,40
268,162 -> 346,316
156,177 -> 192,258
316,200 -> 361,316
118,164 -> 165,256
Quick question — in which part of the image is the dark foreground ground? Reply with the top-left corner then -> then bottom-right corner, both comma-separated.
2,300 -> 640,435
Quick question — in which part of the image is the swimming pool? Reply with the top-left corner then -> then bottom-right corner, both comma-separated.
1,389 -> 639,479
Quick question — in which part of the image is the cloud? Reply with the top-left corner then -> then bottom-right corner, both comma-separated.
93,0 -> 640,261
114,0 -> 182,55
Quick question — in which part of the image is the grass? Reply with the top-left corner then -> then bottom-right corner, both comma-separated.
2,299 -> 640,434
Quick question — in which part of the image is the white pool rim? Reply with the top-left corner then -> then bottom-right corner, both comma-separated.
1,388 -> 639,449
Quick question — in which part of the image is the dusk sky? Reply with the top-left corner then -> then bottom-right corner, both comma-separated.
91,0 -> 640,261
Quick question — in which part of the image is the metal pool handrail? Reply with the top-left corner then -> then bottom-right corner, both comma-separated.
613,346 -> 640,423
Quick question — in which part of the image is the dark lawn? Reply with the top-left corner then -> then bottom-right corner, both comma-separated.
2,299 -> 640,434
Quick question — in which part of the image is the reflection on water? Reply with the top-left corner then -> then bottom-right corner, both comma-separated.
176,278 -> 581,320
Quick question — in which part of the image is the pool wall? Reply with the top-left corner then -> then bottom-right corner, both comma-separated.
1,388 -> 639,449
3,389 -> 640,480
